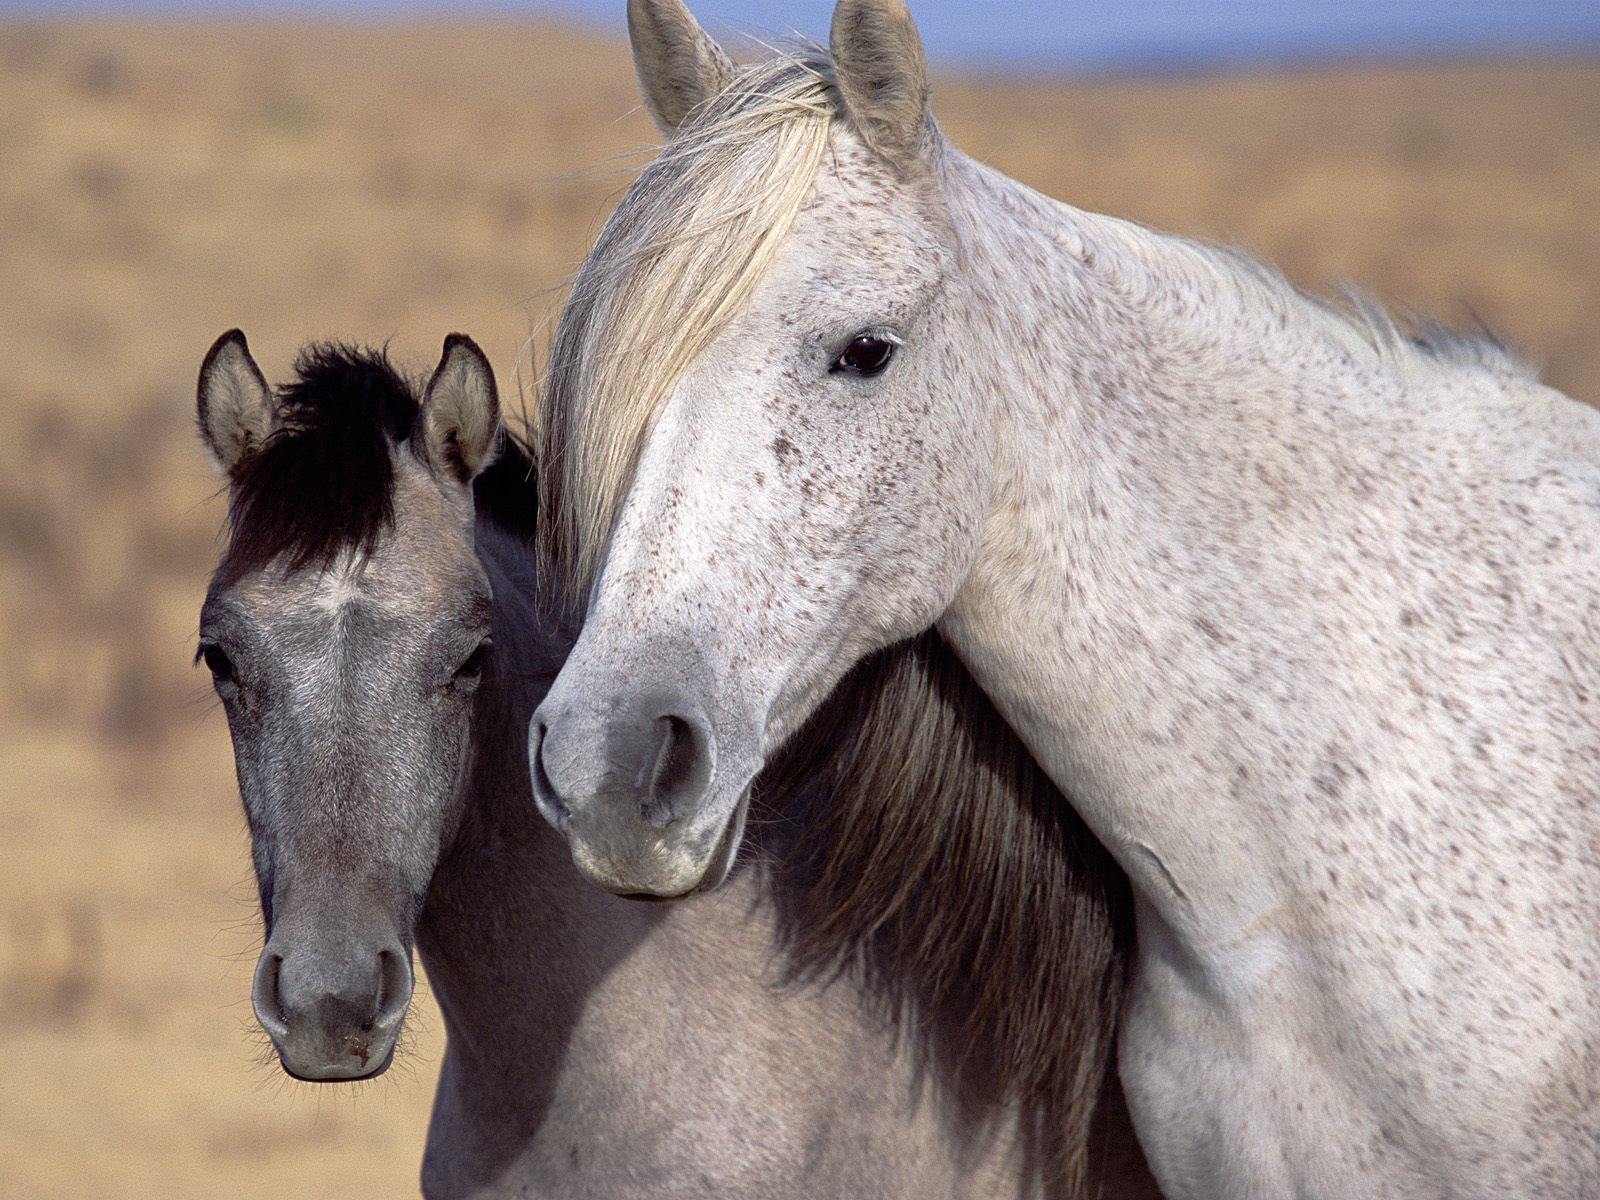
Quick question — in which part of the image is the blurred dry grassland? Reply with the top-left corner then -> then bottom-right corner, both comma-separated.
1,17 -> 1597,1197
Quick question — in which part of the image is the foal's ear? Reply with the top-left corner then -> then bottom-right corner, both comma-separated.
627,0 -> 735,135
418,334 -> 500,485
829,0 -> 931,166
197,329 -> 277,479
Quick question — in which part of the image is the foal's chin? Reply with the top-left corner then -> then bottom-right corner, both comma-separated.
260,1006 -> 407,1084
570,793 -> 750,901
274,1038 -> 399,1084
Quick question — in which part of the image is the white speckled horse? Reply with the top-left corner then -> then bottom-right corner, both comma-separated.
528,2 -> 1600,1196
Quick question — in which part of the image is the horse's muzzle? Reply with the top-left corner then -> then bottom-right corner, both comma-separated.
252,935 -> 412,1082
530,684 -> 751,898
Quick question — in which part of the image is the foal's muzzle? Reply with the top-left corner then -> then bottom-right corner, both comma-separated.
252,933 -> 412,1082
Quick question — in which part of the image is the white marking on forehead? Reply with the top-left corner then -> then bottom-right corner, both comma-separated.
305,553 -> 371,614
309,573 -> 363,613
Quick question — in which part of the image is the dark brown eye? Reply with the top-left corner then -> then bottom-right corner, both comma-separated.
830,334 -> 896,377
453,640 -> 492,687
198,642 -> 235,683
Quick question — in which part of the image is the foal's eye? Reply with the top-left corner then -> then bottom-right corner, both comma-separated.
453,641 -> 492,687
830,334 -> 897,377
198,642 -> 235,685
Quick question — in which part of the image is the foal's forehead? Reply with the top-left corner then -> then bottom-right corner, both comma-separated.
213,457 -> 487,620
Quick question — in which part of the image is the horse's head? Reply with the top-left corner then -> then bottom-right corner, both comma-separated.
530,0 -> 992,897
195,330 -> 501,1081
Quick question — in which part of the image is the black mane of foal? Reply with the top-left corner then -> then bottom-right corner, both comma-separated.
221,343 -> 537,579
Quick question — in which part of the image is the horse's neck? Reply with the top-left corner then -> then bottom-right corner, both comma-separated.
935,149 -> 1596,945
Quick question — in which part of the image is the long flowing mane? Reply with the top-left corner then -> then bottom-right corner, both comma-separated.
755,635 -> 1131,1192
537,46 -> 1529,600
540,49 -> 837,592
538,48 -> 1134,1193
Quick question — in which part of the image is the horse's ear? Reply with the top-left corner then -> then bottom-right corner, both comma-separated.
197,329 -> 277,479
829,0 -> 931,166
627,0 -> 735,135
419,333 -> 500,485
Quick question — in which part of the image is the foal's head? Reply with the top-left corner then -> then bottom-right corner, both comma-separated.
195,330 -> 500,1081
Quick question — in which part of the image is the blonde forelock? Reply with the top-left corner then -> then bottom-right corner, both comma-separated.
540,50 -> 839,592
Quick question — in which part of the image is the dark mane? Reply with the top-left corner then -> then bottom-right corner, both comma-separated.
757,634 -> 1133,1196
221,343 -> 418,580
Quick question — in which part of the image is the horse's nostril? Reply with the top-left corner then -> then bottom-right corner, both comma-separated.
530,720 -> 571,827
642,711 -> 713,826
645,715 -> 691,823
534,694 -> 719,839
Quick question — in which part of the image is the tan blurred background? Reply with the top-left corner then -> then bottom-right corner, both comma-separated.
2,15 -> 1597,1198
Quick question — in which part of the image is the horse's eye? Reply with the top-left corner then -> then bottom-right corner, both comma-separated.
830,334 -> 896,377
454,640 -> 492,686
198,642 -> 235,684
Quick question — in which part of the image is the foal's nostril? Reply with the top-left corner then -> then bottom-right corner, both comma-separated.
252,934 -> 412,1081
250,951 -> 289,1039
374,948 -> 412,1030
